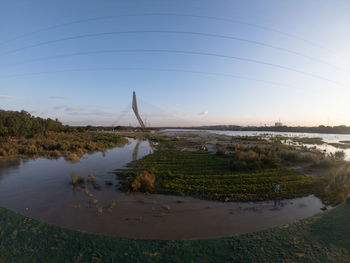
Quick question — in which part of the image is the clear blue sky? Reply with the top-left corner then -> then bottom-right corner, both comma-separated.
1,0 -> 350,126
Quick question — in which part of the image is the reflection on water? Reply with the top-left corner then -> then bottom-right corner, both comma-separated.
0,137 -> 326,239
0,157 -> 21,179
0,138 -> 152,210
132,139 -> 142,161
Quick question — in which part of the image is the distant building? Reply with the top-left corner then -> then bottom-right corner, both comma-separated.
275,121 -> 283,127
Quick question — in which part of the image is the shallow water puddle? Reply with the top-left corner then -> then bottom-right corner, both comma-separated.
0,138 -> 325,240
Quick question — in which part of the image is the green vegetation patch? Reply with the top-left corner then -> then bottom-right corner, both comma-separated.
150,136 -> 204,150
329,142 -> 350,149
117,150 -> 316,201
1,203 -> 350,262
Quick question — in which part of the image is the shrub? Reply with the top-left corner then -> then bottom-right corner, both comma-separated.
335,151 -> 345,160
312,158 -> 336,169
130,170 -> 155,193
0,148 -> 7,156
23,144 -> 38,155
51,150 -> 61,157
67,153 -> 79,162
279,150 -> 301,162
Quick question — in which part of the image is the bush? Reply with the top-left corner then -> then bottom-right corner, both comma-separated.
67,153 -> 79,162
51,150 -> 61,157
23,144 -> 38,155
130,171 -> 155,193
280,150 -> 301,162
312,158 -> 336,169
335,151 -> 345,160
0,148 -> 7,156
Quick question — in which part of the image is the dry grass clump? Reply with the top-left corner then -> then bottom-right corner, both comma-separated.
84,189 -> 94,197
130,170 -> 155,193
67,153 -> 79,162
87,173 -> 101,190
0,148 -> 7,156
107,201 -> 116,213
70,172 -> 84,186
89,199 -> 98,205
161,204 -> 171,211
51,150 -> 61,158
109,201 -> 116,209
97,206 -> 103,215
88,173 -> 95,182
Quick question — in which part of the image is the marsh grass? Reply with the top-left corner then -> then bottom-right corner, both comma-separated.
276,136 -> 325,145
88,173 -> 96,182
329,143 -> 350,149
66,153 -> 79,162
89,199 -> 98,205
117,150 -> 317,201
70,172 -> 84,186
150,136 -> 203,150
97,206 -> 103,215
129,171 -> 155,193
0,131 -> 128,159
84,189 -> 94,197
86,172 -> 101,190
316,167 -> 350,205
126,134 -> 349,203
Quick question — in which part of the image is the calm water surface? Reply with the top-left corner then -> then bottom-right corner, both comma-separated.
208,130 -> 350,160
0,137 -> 326,239
165,129 -> 350,160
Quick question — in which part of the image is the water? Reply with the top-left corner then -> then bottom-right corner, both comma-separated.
166,129 -> 350,160
0,137 -> 326,239
206,130 -> 350,142
0,138 -> 152,213
208,130 -> 350,160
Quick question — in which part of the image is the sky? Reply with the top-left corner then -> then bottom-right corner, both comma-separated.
0,0 -> 350,127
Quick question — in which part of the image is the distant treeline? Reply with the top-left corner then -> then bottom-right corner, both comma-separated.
168,125 -> 350,135
0,110 -> 66,137
0,109 -> 154,138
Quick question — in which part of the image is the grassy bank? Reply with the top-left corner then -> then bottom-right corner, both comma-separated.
117,150 -> 317,201
1,202 -> 350,262
0,131 -> 128,160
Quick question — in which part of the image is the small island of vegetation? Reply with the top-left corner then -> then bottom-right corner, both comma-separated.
117,131 -> 350,206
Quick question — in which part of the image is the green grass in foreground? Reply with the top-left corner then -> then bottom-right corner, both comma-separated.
117,150 -> 316,201
1,203 -> 350,262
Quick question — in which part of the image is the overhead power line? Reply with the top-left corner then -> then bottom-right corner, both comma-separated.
0,30 -> 346,72
6,49 -> 349,88
2,66 -> 298,90
0,13 -> 333,52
